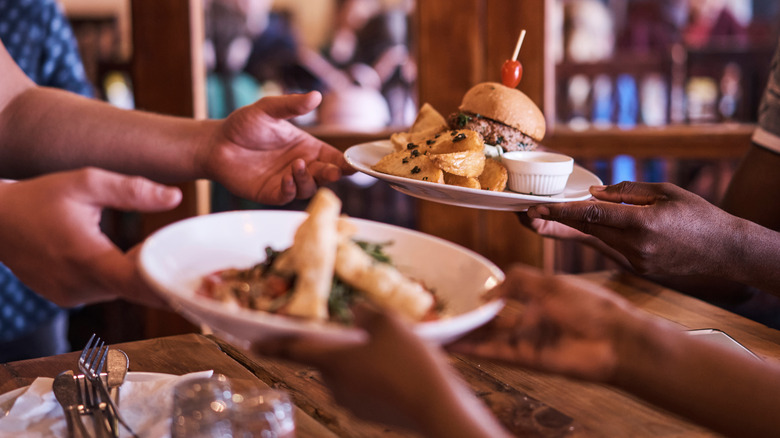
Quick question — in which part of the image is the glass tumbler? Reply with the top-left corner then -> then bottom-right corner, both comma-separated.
231,387 -> 296,438
170,374 -> 234,438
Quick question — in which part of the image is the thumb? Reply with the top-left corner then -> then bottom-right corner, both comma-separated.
256,91 -> 322,120
75,168 -> 182,212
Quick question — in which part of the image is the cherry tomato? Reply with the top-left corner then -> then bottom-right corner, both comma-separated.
501,59 -> 523,88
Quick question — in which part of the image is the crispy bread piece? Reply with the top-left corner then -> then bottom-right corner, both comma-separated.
280,188 -> 341,320
335,238 -> 434,321
371,148 -> 444,183
478,158 -> 508,191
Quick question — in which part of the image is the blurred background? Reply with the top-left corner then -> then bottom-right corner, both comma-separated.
54,0 -> 780,341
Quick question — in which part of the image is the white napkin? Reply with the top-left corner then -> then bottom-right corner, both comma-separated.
0,370 -> 213,438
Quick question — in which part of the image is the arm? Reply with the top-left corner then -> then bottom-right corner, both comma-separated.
450,264 -> 780,438
0,40 -> 352,205
722,143 -> 780,230
253,305 -> 511,438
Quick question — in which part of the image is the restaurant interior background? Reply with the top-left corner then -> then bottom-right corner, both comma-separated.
57,0 -> 780,343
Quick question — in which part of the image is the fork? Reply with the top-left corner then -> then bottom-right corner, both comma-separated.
79,334 -> 138,438
75,373 -> 113,438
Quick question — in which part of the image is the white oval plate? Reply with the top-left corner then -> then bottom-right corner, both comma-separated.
344,140 -> 602,211
139,211 -> 505,345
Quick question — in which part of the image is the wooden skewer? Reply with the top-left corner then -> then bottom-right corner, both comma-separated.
511,29 -> 526,61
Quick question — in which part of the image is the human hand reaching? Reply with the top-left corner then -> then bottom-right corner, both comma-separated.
199,91 -> 354,205
0,168 -> 181,308
253,304 -> 509,437
525,182 -> 741,277
448,264 -> 650,383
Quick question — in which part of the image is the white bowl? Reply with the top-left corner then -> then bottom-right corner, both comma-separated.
502,151 -> 574,195
138,211 -> 505,345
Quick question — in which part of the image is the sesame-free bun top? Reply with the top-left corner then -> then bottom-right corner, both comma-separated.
458,82 -> 546,141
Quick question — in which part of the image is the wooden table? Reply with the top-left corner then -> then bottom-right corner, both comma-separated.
3,271 -> 780,437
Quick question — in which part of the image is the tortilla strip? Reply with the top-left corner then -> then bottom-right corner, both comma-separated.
334,238 -> 434,321
281,188 -> 341,320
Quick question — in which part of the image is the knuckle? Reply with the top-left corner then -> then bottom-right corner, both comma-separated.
581,204 -> 604,223
120,175 -> 151,199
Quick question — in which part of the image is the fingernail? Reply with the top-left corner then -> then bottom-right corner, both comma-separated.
158,186 -> 182,203
591,185 -> 606,192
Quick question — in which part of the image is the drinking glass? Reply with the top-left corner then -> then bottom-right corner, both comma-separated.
170,374 -> 295,438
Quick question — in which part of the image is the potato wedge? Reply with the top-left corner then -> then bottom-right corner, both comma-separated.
444,173 -> 481,189
478,158 -> 508,191
426,129 -> 484,154
430,150 -> 485,177
372,147 -> 444,183
411,102 -> 448,133
390,127 -> 442,152
389,103 -> 449,151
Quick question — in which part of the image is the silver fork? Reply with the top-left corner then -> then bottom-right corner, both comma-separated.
75,373 -> 113,438
79,334 -> 138,438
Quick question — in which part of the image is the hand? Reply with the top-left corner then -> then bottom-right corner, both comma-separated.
199,91 -> 354,205
0,168 -> 181,307
253,304 -> 509,437
516,210 -> 634,270
526,182 -> 740,277
448,264 -> 647,383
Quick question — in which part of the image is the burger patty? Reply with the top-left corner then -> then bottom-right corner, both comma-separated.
447,112 -> 537,151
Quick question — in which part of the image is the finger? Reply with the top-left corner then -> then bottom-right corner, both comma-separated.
307,161 -> 344,185
290,159 -> 319,199
274,171 -> 297,205
257,91 -> 322,120
490,264 -> 549,302
528,200 -> 639,230
589,181 -> 666,205
75,168 -> 182,212
319,146 -> 355,175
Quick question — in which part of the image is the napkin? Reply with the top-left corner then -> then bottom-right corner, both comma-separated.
0,370 -> 213,438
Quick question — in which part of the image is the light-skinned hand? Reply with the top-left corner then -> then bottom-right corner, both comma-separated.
198,91 -> 354,205
0,167 -> 181,308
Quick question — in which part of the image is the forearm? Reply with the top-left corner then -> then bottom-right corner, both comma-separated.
614,315 -> 780,438
709,217 -> 780,296
0,86 -> 218,182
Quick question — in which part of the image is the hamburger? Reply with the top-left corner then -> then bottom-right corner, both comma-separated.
448,82 -> 545,152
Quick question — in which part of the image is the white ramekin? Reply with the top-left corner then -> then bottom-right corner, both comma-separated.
501,151 -> 574,195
